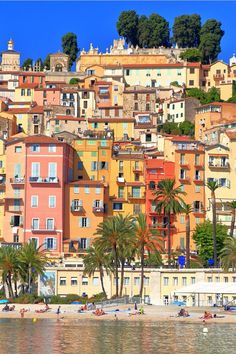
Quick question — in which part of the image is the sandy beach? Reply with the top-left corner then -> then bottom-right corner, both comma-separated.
1,303 -> 236,323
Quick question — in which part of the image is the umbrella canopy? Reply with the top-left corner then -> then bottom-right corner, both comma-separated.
0,299 -> 9,304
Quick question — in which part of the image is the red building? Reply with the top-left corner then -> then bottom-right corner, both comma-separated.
145,158 -> 175,249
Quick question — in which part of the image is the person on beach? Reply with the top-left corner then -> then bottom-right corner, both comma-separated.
20,308 -> 28,318
56,306 -> 61,317
178,308 -> 189,317
139,306 -> 144,315
134,302 -> 137,311
200,311 -> 212,319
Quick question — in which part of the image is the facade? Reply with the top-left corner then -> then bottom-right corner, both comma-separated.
0,39 -> 20,72
123,86 -> 157,118
49,53 -> 69,72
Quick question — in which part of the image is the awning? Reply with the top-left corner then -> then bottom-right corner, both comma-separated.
174,282 -> 236,295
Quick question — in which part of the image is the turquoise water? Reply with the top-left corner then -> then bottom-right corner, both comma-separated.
0,319 -> 235,354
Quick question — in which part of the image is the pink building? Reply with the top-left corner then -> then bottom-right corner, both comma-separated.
34,88 -> 61,106
23,135 -> 74,254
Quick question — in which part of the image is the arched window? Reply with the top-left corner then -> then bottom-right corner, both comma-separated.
66,109 -> 71,115
149,181 -> 155,190
55,63 -> 63,72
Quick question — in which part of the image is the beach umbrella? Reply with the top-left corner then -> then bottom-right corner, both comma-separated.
0,299 -> 9,304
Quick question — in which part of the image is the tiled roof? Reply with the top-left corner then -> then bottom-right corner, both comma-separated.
225,131 -> 236,139
18,83 -> 39,89
25,135 -> 62,144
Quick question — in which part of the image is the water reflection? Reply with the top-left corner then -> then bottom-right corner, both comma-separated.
0,319 -> 234,354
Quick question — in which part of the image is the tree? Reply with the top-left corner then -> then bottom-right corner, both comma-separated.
179,48 -> 202,62
35,58 -> 43,70
43,55 -> 50,70
227,96 -> 236,103
83,243 -> 111,297
172,14 -> 201,48
0,247 -> 18,298
161,122 -> 181,135
179,121 -> 195,137
181,204 -> 192,268
95,215 -> 134,297
22,58 -> 33,71
17,240 -> 47,294
207,180 -> 220,266
221,237 -> 236,271
199,19 -> 224,63
117,10 -> 139,46
187,87 -> 221,105
229,201 -> 236,237
62,32 -> 79,70
154,179 -> 186,267
134,214 -> 163,298
147,14 -> 170,48
137,15 -> 150,48
69,78 -> 79,85
205,87 -> 221,104
193,220 -> 228,266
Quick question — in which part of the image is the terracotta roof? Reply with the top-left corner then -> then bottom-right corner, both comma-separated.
19,72 -> 45,77
225,131 -> 236,139
29,105 -> 44,114
96,81 -> 112,85
8,108 -> 29,114
69,180 -> 104,186
8,101 -> 31,105
24,135 -> 63,144
197,102 -> 236,108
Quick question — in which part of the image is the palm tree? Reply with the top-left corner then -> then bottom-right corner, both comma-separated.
0,247 -> 18,298
181,204 -> 192,268
95,214 -> 134,297
17,240 -> 47,294
207,180 -> 220,266
229,201 -> 236,237
83,242 -> 111,298
154,179 -> 186,268
221,237 -> 236,271
134,214 -> 163,299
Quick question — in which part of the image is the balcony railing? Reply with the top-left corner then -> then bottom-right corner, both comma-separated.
208,162 -> 230,169
133,167 -> 143,173
93,206 -> 104,213
214,74 -> 224,80
179,176 -> 190,183
10,177 -> 25,184
194,178 -> 204,184
29,177 -> 59,183
71,205 -> 84,212
193,208 -> 204,214
179,162 -> 190,169
117,177 -> 125,183
128,193 -> 145,200
31,225 -> 56,232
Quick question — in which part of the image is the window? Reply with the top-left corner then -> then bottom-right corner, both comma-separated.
113,203 -> 123,210
95,186 -> 101,194
189,80 -> 194,86
46,218 -> 54,230
215,276 -> 220,282
21,89 -> 25,96
195,185 -> 201,193
224,277 -> 229,283
82,276 -> 88,285
134,102 -> 138,110
133,204 -> 141,215
134,277 -> 140,286
80,217 -> 90,227
83,101 -> 88,109
93,277 -> 99,286
163,277 -> 169,286
49,196 -> 56,208
31,195 -> 38,208
180,215 -> 185,224
60,277 -> 66,286
100,161 -> 108,170
146,134 -> 152,142
48,144 -> 56,152
132,187 -> 140,198
190,68 -> 195,74
15,146 -> 22,153
91,161 -> 98,171
80,238 -> 87,249
124,277 -> 130,286
77,162 -> 83,170
91,151 -> 97,157
173,277 -> 178,286
182,277 -> 187,286
32,218 -> 39,230
30,238 -> 38,248
74,185 -> 79,194
31,144 -> 40,152
195,217 -> 200,224
195,170 -> 200,181
85,185 -> 90,194
191,277 -> 196,284
27,89 -> 31,96
31,162 -> 40,178
48,163 -> 57,178
71,277 -> 78,286
118,187 -> 124,198
46,238 -> 56,250
144,277 -> 149,286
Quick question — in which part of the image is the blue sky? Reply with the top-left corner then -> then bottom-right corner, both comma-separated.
0,1 -> 235,65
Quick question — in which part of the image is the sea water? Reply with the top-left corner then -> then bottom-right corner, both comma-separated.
0,319 -> 234,354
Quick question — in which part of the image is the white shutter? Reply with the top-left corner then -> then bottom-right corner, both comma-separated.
87,218 -> 90,227
99,200 -> 103,208
45,238 -> 48,250
79,217 -> 82,227
53,238 -> 57,250
79,200 -> 83,206
92,200 -> 96,207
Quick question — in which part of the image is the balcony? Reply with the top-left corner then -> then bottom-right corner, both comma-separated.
214,74 -> 224,80
31,226 -> 56,233
10,177 -> 25,184
93,206 -> 104,213
208,162 -> 230,170
117,177 -> 125,184
29,176 -> 59,184
8,206 -> 23,213
179,176 -> 190,184
133,167 -> 143,174
71,205 -> 84,213
180,162 -> 190,169
128,193 -> 145,201
193,177 -> 204,185
194,163 -> 204,170
193,208 -> 204,215
149,223 -> 176,231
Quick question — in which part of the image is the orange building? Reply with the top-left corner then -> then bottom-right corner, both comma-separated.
195,102 -> 236,141
163,136 -> 205,251
64,180 -> 106,255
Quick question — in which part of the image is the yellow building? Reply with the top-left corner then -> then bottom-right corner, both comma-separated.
205,130 -> 236,234
14,84 -> 37,103
109,144 -> 146,216
87,118 -> 134,141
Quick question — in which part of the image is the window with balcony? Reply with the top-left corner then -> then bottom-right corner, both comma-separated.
48,163 -> 57,179
193,201 -> 201,213
132,187 -> 140,198
118,187 -> 124,198
80,238 -> 87,249
195,170 -> 200,180
180,169 -> 186,179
